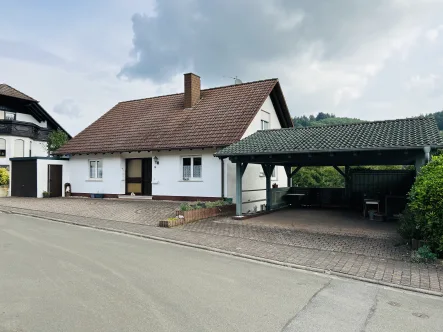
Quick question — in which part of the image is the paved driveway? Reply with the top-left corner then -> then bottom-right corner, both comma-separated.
0,197 -> 180,225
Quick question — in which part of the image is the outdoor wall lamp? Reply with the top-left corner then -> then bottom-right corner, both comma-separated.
154,156 -> 159,165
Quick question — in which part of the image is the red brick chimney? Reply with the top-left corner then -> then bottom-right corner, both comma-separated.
184,73 -> 201,108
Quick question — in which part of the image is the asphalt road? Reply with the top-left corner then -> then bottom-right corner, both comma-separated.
1,213 -> 442,332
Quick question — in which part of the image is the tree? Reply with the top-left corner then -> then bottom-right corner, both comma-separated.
47,129 -> 69,155
292,167 -> 345,188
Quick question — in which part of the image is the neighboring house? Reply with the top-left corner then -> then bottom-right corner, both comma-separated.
0,84 -> 70,170
56,73 -> 293,212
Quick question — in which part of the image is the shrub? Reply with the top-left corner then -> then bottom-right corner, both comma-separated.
179,203 -> 191,211
0,168 -> 9,186
398,208 -> 423,241
179,200 -> 231,211
411,245 -> 437,263
408,155 -> 443,253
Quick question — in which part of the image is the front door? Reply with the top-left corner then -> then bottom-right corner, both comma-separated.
48,165 -> 63,197
126,158 -> 152,195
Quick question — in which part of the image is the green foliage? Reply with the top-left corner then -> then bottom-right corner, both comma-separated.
179,202 -> 191,211
167,217 -> 179,222
398,208 -> 423,241
412,245 -> 437,263
42,191 -> 50,198
179,200 -> 231,211
0,168 -> 9,186
292,167 -> 345,188
408,155 -> 443,253
293,112 -> 363,128
431,111 -> 443,130
47,129 -> 69,154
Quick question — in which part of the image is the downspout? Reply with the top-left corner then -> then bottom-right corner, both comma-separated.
221,158 -> 225,199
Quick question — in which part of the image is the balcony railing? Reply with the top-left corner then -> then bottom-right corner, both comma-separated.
0,120 -> 52,141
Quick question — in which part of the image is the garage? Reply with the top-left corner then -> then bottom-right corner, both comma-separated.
10,157 -> 69,198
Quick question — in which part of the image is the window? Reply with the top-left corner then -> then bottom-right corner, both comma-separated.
5,111 -> 16,120
14,139 -> 24,157
89,160 -> 103,179
261,120 -> 269,130
0,139 -> 5,157
182,156 -> 202,180
259,166 -> 277,180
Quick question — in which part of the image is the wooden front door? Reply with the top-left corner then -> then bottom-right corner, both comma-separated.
126,158 -> 152,195
48,165 -> 63,197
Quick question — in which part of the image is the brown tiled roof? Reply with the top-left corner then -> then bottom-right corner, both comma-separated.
0,84 -> 36,101
57,79 -> 291,154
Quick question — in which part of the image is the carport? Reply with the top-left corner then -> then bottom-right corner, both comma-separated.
215,117 -> 443,217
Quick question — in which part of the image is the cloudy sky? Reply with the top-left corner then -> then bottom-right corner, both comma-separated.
2,0 -> 443,136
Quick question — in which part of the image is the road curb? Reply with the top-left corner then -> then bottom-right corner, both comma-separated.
2,208 -> 442,298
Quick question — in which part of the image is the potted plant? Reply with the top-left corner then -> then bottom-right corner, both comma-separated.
0,168 -> 9,197
272,183 -> 278,188
42,191 -> 51,198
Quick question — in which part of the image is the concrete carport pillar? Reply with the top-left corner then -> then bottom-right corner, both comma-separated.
261,164 -> 275,211
235,162 -> 248,217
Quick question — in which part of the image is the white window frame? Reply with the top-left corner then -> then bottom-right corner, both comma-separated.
5,111 -> 16,121
181,156 -> 202,181
88,159 -> 103,180
261,119 -> 269,130
0,138 -> 6,158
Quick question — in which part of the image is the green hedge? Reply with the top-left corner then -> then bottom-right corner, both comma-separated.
406,155 -> 443,253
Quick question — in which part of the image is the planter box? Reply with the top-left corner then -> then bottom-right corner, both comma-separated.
159,204 -> 235,228
0,186 -> 8,198
91,194 -> 104,199
159,218 -> 185,228
176,204 -> 236,223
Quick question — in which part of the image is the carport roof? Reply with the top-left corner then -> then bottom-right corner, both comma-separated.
215,117 -> 443,157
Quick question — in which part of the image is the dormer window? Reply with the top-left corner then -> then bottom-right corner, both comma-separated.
5,111 -> 16,120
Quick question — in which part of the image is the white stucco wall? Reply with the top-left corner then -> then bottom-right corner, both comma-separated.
67,150 -> 223,198
226,96 -> 288,213
36,159 -> 70,198
152,149 -> 222,198
68,154 -> 125,195
0,136 -> 48,169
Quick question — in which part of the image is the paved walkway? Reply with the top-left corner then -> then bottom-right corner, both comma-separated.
0,198 -> 441,294
0,197 -> 179,225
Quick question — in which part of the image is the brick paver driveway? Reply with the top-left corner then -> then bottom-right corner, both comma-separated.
0,197 -> 180,225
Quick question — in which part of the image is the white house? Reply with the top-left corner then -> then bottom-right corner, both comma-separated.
0,84 -> 70,169
56,73 -> 293,213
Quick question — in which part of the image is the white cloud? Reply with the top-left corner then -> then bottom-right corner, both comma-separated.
425,25 -> 443,42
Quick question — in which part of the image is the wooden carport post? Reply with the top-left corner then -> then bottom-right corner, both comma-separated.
262,164 -> 275,211
333,165 -> 351,207
284,166 -> 302,188
235,162 -> 248,217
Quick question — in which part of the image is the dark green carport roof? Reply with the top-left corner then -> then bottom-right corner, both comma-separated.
215,117 -> 443,157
